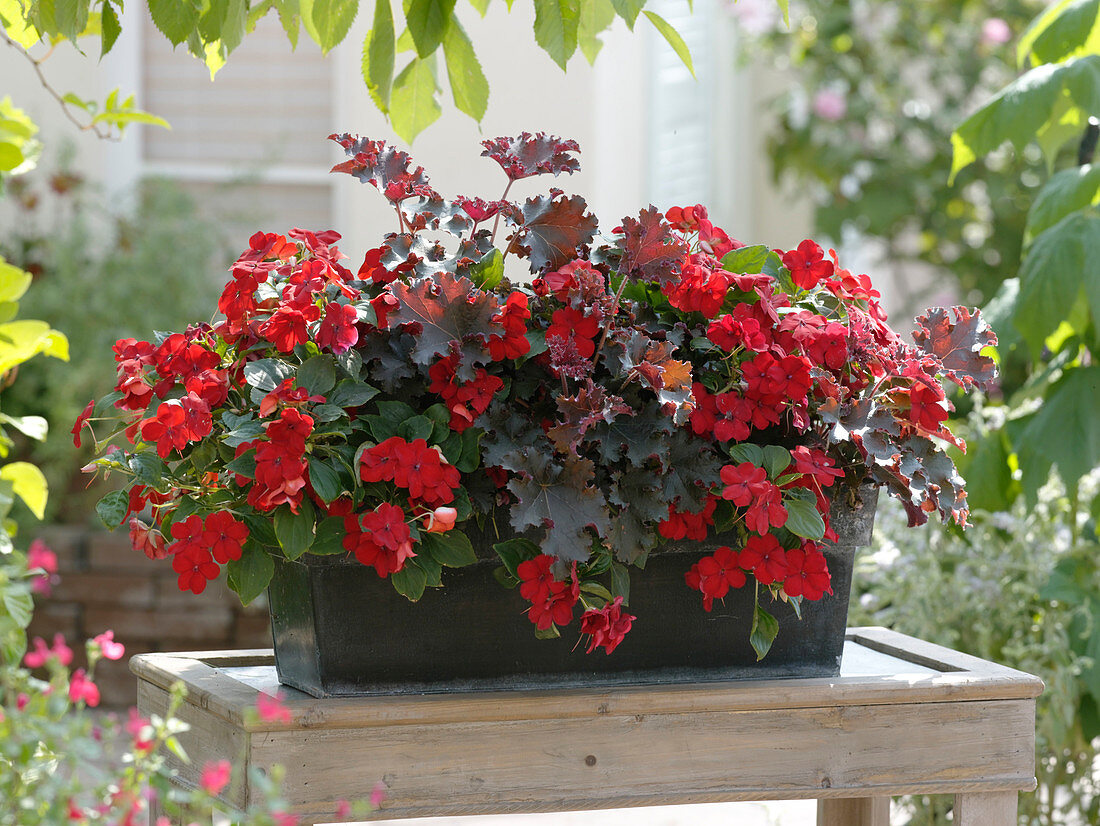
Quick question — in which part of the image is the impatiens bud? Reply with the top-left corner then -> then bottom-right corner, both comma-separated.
425,507 -> 458,533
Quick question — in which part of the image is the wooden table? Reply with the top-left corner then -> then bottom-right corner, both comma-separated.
132,627 -> 1043,826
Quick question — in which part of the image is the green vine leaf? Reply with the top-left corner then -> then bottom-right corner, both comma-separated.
362,0 -> 397,112
1026,164 -> 1100,241
390,55 -> 442,142
643,10 -> 693,77
577,0 -> 615,63
406,0 -> 456,58
533,0 -> 581,70
1017,0 -> 1100,68
442,18 -> 488,122
301,0 -> 358,53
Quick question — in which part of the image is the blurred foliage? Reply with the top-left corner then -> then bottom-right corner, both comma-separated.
853,485 -> 1100,826
741,0 -> 1045,308
0,168 -> 228,525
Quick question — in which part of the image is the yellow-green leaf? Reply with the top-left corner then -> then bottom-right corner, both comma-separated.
0,462 -> 47,520
534,0 -> 580,70
390,56 -> 441,142
577,0 -> 614,63
406,0 -> 456,58
0,0 -> 42,48
643,10 -> 693,77
362,0 -> 396,112
0,320 -> 70,374
442,18 -> 487,121
0,258 -> 31,303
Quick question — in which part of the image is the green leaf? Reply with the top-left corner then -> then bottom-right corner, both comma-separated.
399,414 -> 435,442
1019,0 -> 1100,67
442,19 -> 488,122
950,55 -> 1100,182
148,0 -> 200,45
493,536 -> 539,579
300,0 -> 357,52
390,56 -> 442,142
0,259 -> 30,302
226,540 -> 275,604
1015,211 -> 1100,358
54,0 -> 90,43
328,379 -> 379,408
243,358 -> 294,392
95,489 -> 129,529
610,561 -> 630,605
391,562 -> 428,600
406,0 -> 455,58
1017,366 -> 1100,500
0,462 -> 46,520
307,456 -> 344,502
643,10 -> 693,77
749,602 -> 779,661
608,0 -> 643,29
311,516 -> 347,554
297,354 -> 336,396
783,493 -> 826,541
274,500 -> 316,560
0,414 -> 47,442
274,0 -> 301,46
775,0 -> 788,26
421,530 -> 477,567
534,623 -> 560,639
580,581 -> 612,602
467,0 -> 490,15
533,0 -> 580,70
762,445 -> 791,479
1026,164 -> 1100,241
721,244 -> 770,275
727,443 -> 765,467
470,248 -> 504,289
100,1 -> 120,56
577,0 -> 614,63
362,0 -> 396,112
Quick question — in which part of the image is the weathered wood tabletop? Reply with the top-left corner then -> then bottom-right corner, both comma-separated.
132,627 -> 1043,826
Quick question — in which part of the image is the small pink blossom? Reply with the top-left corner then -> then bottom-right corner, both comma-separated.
272,813 -> 300,826
27,539 -> 58,596
24,633 -> 73,668
93,630 -> 126,661
334,800 -> 352,820
68,668 -> 101,707
255,691 -> 292,724
16,693 -> 29,710
812,89 -> 848,122
981,18 -> 1012,46
371,780 -> 387,808
200,759 -> 233,795
126,708 -> 155,753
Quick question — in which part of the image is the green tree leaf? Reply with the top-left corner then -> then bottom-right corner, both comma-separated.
1026,164 -> 1100,240
1015,211 -> 1100,357
406,0 -> 455,58
608,0 -> 643,29
54,0 -> 91,43
307,456 -> 345,502
442,18 -> 488,122
390,56 -> 442,142
577,0 -> 614,63
534,0 -> 580,70
643,10 -> 693,77
148,0 -> 201,45
100,0 -> 121,56
274,500 -> 316,559
783,492 -> 826,541
274,0 -> 302,47
0,462 -> 46,519
950,55 -> 1100,181
1017,366 -> 1100,500
227,540 -> 276,604
297,354 -> 336,395
362,0 -> 396,112
301,0 -> 357,53
1018,0 -> 1100,68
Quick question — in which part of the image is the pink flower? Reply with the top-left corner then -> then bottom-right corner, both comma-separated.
981,17 -> 1012,46
812,88 -> 847,122
334,800 -> 353,820
68,668 -> 101,707
256,691 -> 292,724
200,759 -> 232,796
16,693 -> 29,710
126,708 -> 155,753
93,630 -> 126,661
27,539 -> 58,596
24,633 -> 73,668
371,780 -> 387,808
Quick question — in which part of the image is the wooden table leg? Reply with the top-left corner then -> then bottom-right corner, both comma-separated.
954,791 -> 1018,825
817,797 -> 890,826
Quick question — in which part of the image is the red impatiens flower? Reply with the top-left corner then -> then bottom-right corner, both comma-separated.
129,517 -> 169,560
657,497 -> 717,541
171,543 -> 220,594
738,533 -> 789,585
719,462 -> 769,506
72,399 -> 95,448
580,597 -> 636,654
202,511 -> 250,564
545,307 -> 600,359
791,446 -> 844,488
908,381 -> 949,431
518,556 -> 579,630
140,403 -> 193,459
745,483 -> 788,535
781,239 -> 834,290
782,542 -> 832,601
259,303 -> 321,352
316,301 -> 360,354
487,291 -> 531,361
343,503 -> 415,576
685,546 -> 746,611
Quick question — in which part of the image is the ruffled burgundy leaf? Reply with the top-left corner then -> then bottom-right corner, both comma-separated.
546,380 -> 631,454
480,133 -> 581,181
508,194 -> 598,273
617,206 -> 688,286
911,306 -> 998,391
328,133 -> 438,204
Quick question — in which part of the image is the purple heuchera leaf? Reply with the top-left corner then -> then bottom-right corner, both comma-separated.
329,133 -> 438,204
507,195 -> 598,273
617,206 -> 689,286
481,133 -> 581,181
911,306 -> 998,391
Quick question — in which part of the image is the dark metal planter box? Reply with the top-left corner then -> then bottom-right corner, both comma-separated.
267,487 -> 878,697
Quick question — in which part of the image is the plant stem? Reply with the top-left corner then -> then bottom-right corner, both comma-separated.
592,275 -> 630,362
490,180 -> 514,246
